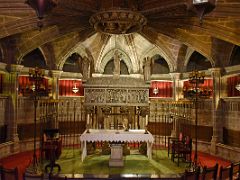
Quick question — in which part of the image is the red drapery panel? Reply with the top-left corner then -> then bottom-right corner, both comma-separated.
149,81 -> 173,98
183,79 -> 213,98
59,79 -> 84,96
227,76 -> 240,97
183,79 -> 213,89
0,74 -> 3,93
18,76 -> 49,96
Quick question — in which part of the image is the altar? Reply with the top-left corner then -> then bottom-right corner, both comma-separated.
80,129 -> 154,162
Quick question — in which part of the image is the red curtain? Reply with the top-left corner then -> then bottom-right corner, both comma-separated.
149,81 -> 173,98
18,76 -> 31,95
227,76 -> 240,97
0,74 -> 3,94
183,79 -> 213,90
59,79 -> 84,96
18,76 -> 49,96
183,79 -> 213,98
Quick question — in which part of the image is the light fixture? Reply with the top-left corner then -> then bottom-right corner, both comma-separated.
235,84 -> 240,91
32,84 -> 36,92
72,81 -> 79,94
152,81 -> 159,95
26,0 -> 58,28
193,0 -> 209,4
188,69 -> 205,170
153,87 -> 159,95
89,9 -> 147,35
183,86 -> 212,99
188,0 -> 216,24
26,67 -> 44,174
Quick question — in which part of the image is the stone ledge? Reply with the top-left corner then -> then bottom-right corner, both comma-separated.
0,139 -> 40,159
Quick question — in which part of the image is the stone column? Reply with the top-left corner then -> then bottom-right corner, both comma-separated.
145,114 -> 149,126
7,64 -> 24,142
50,70 -> 62,100
0,62 -> 7,87
170,73 -> 182,101
87,113 -> 90,125
85,106 -> 93,130
169,73 -> 181,137
50,70 -> 62,128
0,63 -> 8,95
209,68 -> 222,154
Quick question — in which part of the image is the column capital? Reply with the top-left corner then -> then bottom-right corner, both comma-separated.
8,64 -> 24,73
50,70 -> 62,78
0,62 -> 7,72
169,72 -> 181,80
208,68 -> 222,77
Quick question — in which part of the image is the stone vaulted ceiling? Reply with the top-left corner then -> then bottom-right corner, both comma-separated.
0,0 -> 239,74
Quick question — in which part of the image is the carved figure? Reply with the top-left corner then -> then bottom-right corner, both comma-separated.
143,57 -> 153,81
82,56 -> 90,79
113,50 -> 121,76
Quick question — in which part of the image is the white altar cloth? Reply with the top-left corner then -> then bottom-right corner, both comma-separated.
80,129 -> 154,162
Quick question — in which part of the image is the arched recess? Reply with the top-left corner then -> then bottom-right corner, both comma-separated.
151,54 -> 170,74
99,49 -> 133,74
62,53 -> 82,73
103,59 -> 129,75
21,48 -> 47,69
229,46 -> 240,66
141,46 -> 175,73
186,51 -> 212,72
16,27 -> 60,65
58,42 -> 88,70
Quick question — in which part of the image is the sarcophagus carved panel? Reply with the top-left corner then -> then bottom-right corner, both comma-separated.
84,88 -> 149,106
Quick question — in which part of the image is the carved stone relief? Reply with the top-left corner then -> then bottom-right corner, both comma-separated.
84,88 -> 149,106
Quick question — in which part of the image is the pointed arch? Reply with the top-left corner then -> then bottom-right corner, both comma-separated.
99,49 -> 133,74
142,46 -> 174,72
229,45 -> 240,66
21,48 -> 47,69
186,51 -> 212,72
151,54 -> 170,74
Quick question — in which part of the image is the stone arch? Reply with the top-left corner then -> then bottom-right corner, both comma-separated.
99,49 -> 133,74
176,44 -> 187,73
141,46 -> 174,73
58,42 -> 88,70
40,44 -> 57,70
0,44 -> 3,62
62,52 -> 82,73
16,27 -> 60,65
18,46 -> 51,68
229,45 -> 240,66
186,51 -> 213,72
103,59 -> 129,75
151,54 -> 170,74
184,48 -> 215,72
20,48 -> 47,69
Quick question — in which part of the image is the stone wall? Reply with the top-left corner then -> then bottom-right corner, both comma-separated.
0,96 -> 8,126
0,96 -> 8,143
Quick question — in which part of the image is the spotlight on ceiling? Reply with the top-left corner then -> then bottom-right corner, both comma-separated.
188,0 -> 216,24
